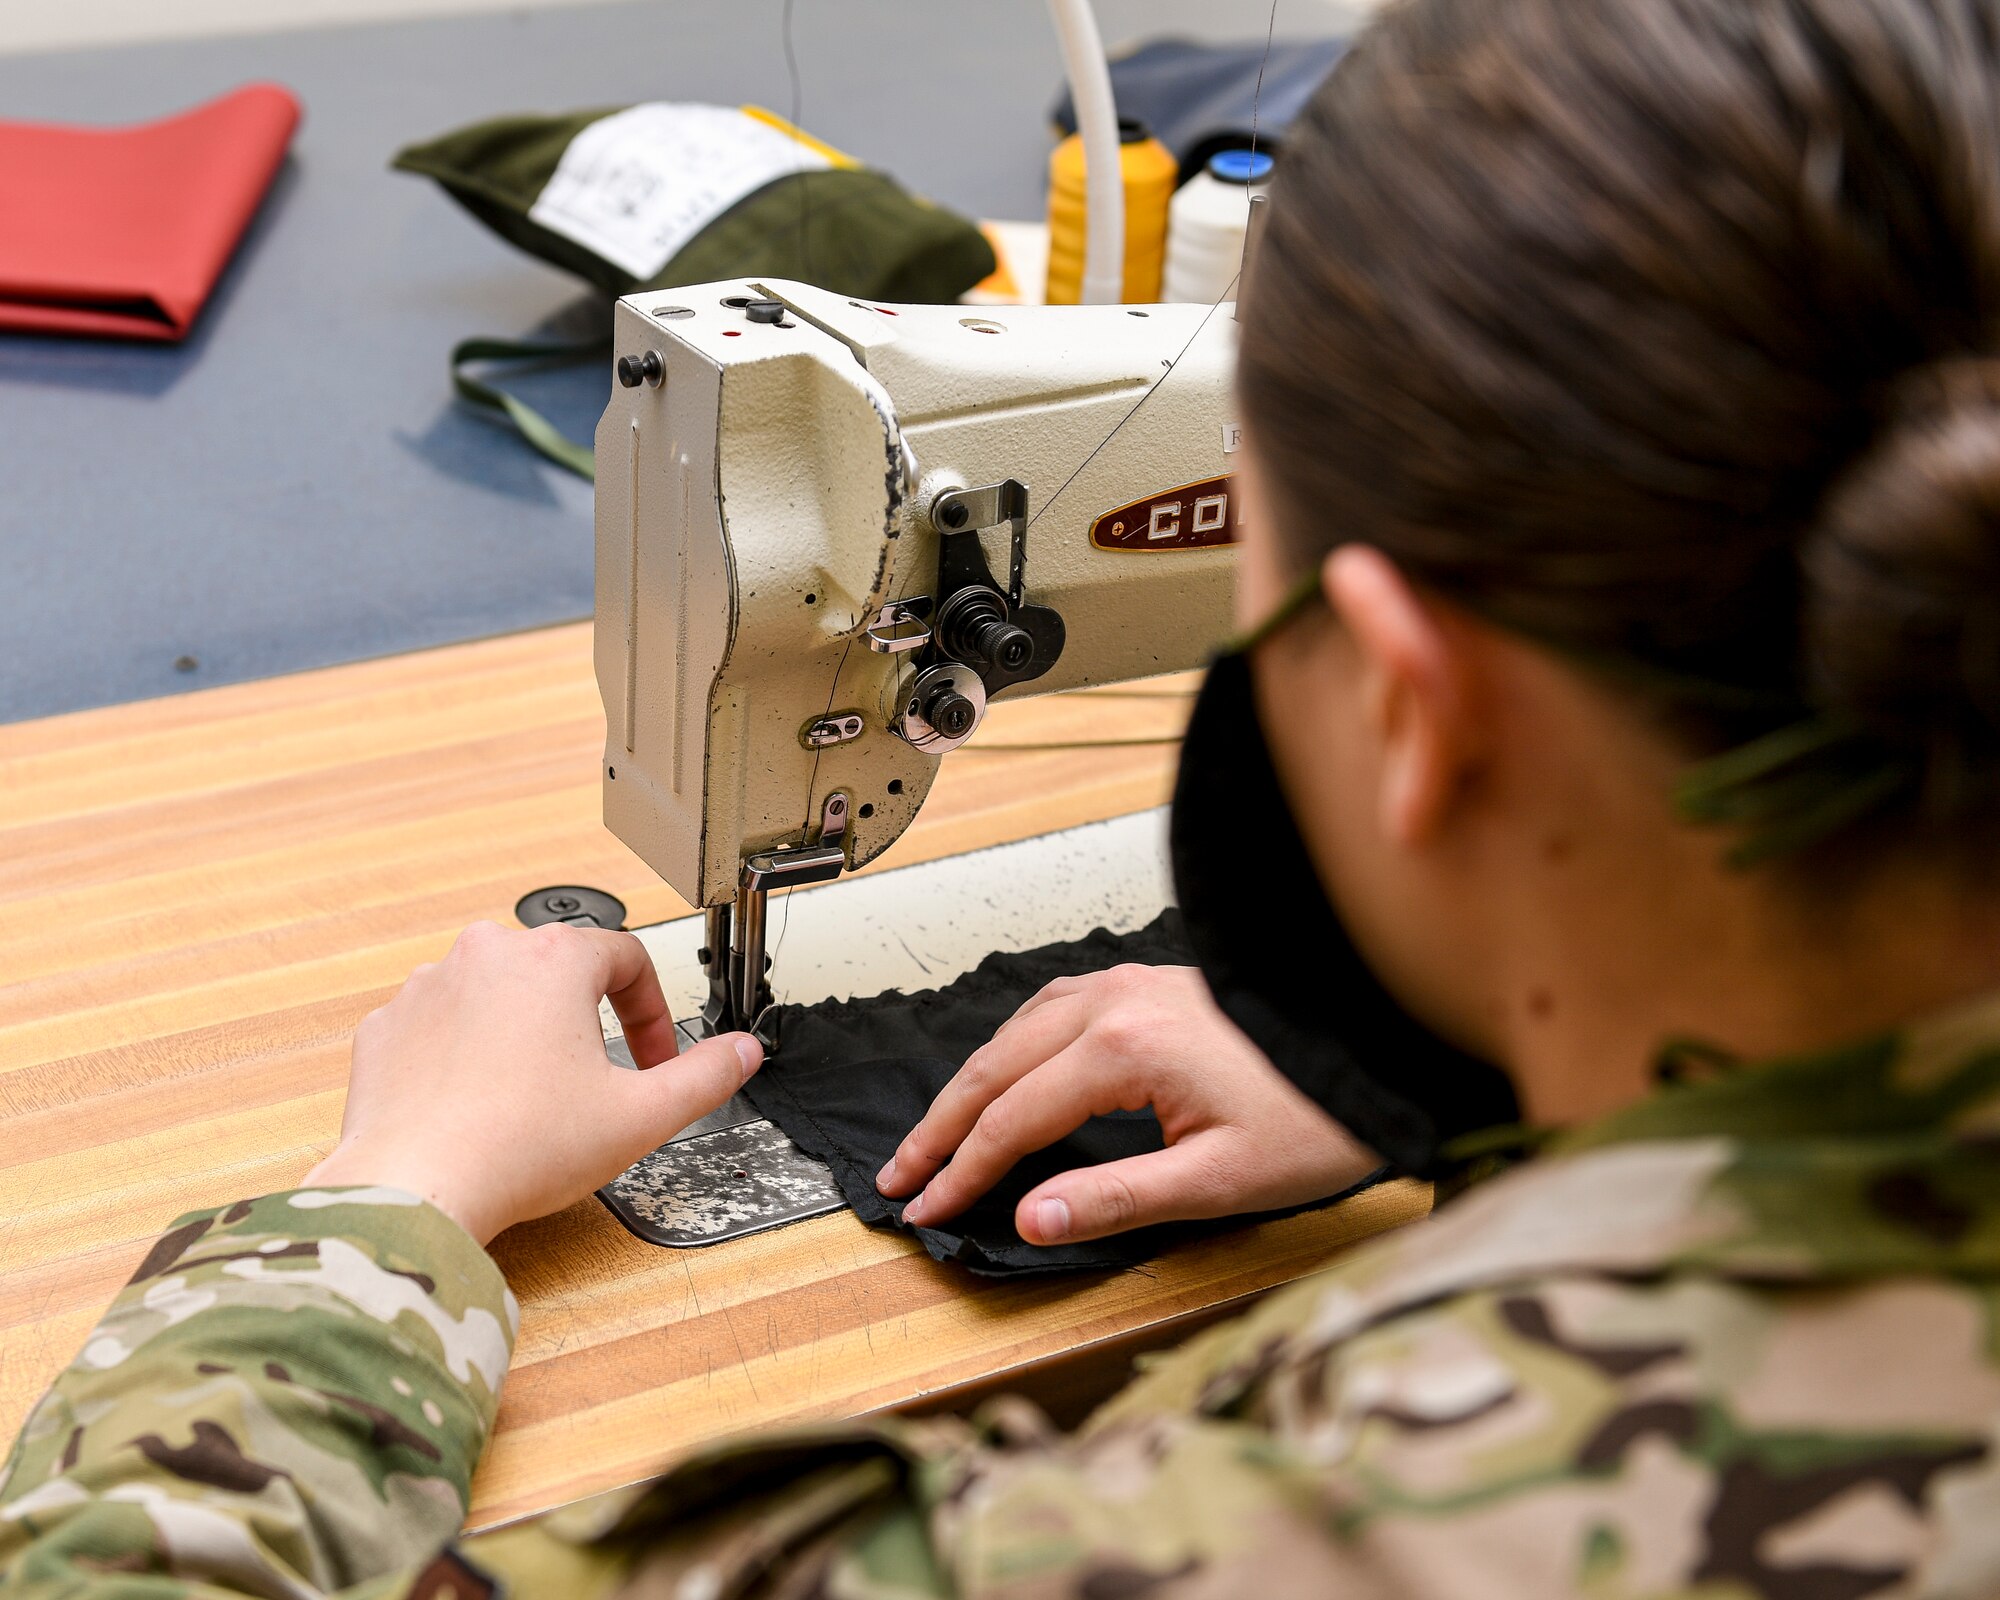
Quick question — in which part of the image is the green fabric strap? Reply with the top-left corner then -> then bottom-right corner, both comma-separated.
1672,715 -> 1914,869
449,334 -> 607,481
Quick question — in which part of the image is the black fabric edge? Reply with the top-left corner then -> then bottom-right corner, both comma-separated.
740,907 -> 1397,1276
1167,654 -> 1522,1179
746,1054 -> 1393,1276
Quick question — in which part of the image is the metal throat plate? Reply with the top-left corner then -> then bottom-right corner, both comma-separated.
596,1024 -> 843,1248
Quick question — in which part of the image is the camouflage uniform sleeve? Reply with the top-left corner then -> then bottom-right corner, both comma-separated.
452,1399 -> 1374,1600
0,1187 -> 517,1598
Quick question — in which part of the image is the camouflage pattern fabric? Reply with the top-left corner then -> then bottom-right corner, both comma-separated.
8,992 -> 2000,1597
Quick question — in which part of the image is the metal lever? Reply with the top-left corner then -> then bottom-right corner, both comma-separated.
930,479 -> 1030,605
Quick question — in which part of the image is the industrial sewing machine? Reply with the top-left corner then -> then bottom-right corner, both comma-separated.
548,276 -> 1241,1244
593,277 -> 1240,1031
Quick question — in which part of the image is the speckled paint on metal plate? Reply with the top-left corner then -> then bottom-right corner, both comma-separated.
600,1123 -> 844,1247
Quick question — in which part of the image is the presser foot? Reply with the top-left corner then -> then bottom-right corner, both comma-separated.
595,1020 -> 843,1248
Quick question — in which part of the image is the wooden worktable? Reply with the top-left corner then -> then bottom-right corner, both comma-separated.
0,623 -> 1428,1529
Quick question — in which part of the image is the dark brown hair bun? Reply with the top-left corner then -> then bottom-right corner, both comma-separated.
1806,358 -> 2000,816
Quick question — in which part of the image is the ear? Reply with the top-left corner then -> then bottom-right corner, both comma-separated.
1323,545 -> 1480,846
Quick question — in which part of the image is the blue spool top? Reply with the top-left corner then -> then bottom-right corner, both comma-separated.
1208,149 -> 1275,184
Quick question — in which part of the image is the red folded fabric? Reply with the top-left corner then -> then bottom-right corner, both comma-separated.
0,83 -> 300,341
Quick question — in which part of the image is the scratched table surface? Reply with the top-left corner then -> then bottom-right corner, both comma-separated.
0,623 -> 1429,1529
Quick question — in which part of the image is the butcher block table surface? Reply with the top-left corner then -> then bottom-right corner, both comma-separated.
0,621 -> 1430,1529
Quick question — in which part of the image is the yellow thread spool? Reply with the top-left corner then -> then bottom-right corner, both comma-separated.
1045,117 -> 1177,305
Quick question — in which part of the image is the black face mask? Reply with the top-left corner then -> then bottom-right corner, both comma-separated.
1169,645 -> 1520,1176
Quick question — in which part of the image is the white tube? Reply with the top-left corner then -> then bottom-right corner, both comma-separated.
1047,0 -> 1125,305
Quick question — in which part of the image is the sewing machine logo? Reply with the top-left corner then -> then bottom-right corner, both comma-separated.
1090,476 -> 1240,552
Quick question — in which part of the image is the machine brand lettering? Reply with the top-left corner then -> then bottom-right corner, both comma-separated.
1090,476 -> 1240,552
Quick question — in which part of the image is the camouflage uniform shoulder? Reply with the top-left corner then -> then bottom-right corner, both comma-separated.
1076,988 -> 2000,1596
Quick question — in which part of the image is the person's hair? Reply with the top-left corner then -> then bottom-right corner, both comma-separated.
1239,0 -> 2000,863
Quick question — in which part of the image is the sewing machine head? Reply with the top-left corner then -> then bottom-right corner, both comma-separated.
593,278 -> 1239,1028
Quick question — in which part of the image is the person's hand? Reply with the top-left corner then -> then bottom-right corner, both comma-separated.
875,964 -> 1377,1245
305,920 -> 762,1245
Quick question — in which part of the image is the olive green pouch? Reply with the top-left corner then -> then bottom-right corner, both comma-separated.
394,104 -> 996,477
394,107 -> 994,302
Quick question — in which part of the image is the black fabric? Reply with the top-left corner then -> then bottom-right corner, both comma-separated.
742,912 -> 1381,1275
1169,651 -> 1521,1177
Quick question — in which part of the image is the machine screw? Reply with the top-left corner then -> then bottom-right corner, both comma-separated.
937,500 -> 970,530
514,885 -> 627,930
616,351 -> 664,388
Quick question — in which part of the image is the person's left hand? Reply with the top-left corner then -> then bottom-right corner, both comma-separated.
875,964 -> 1377,1245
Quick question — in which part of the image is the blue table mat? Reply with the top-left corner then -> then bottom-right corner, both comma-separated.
0,0 -> 1280,724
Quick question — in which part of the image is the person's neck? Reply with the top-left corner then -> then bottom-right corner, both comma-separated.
1485,829 -> 2000,1130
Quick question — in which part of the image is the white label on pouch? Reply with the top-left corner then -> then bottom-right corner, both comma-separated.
529,104 -> 829,281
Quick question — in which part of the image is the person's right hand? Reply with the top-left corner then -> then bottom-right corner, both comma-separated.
875,964 -> 1378,1246
306,920 -> 761,1246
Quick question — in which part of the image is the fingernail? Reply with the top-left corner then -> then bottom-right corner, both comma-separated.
1036,1197 -> 1071,1242
876,1158 -> 899,1193
903,1190 -> 927,1224
732,1035 -> 761,1083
